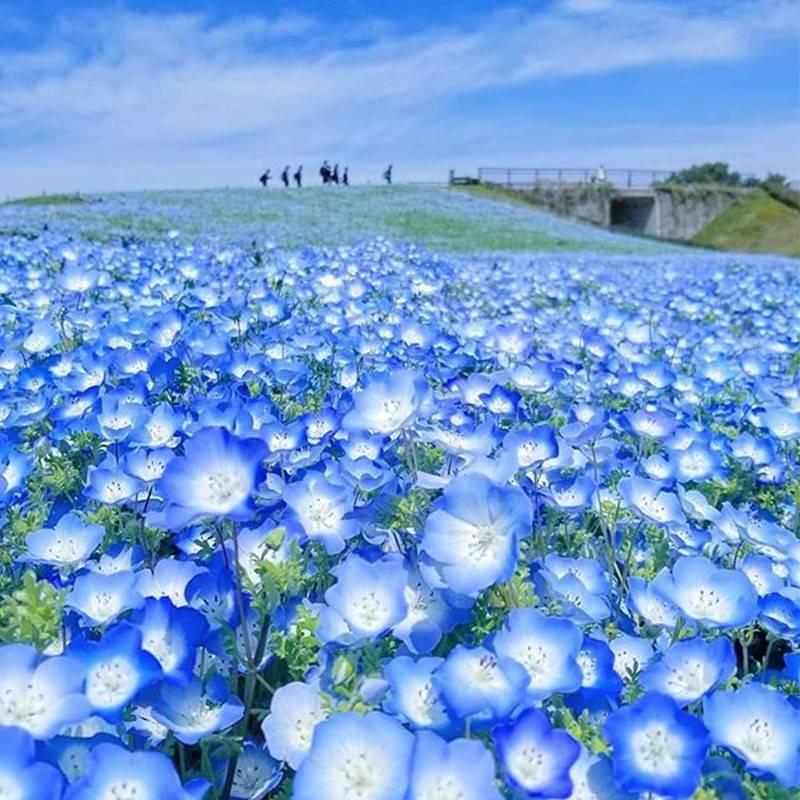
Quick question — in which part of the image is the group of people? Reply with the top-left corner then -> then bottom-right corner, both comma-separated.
258,163 -> 393,188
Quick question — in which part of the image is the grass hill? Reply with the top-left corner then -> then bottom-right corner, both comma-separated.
692,188 -> 800,257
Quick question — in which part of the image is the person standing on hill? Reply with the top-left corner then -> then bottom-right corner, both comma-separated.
259,169 -> 271,187
320,161 -> 331,184
342,167 -> 349,186
332,164 -> 340,185
294,165 -> 303,188
383,164 -> 393,185
281,166 -> 290,187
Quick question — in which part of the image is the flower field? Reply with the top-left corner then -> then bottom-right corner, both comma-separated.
0,189 -> 798,799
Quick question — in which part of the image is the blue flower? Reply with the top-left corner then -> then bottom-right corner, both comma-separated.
261,681 -> 329,770
407,731 -> 502,800
652,556 -> 758,628
152,675 -> 244,745
421,473 -> 531,596
130,597 -> 209,684
605,693 -> 709,797
69,624 -> 162,721
23,511 -> 105,571
0,725 -> 65,800
293,711 -> 415,800
434,645 -> 529,723
318,554 -> 408,645
639,637 -> 736,704
282,471 -> 358,554
344,370 -> 431,434
618,476 -> 686,525
65,741 -> 207,800
493,708 -> 581,798
157,426 -> 267,527
382,656 -> 455,734
0,645 -> 90,738
492,609 -> 583,700
703,683 -> 800,787
66,570 -> 142,626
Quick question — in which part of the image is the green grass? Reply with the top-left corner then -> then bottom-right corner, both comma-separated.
692,189 -> 800,257
2,193 -> 87,207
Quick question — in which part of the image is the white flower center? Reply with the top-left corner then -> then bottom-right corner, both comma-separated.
631,723 -> 682,775
86,658 -> 138,708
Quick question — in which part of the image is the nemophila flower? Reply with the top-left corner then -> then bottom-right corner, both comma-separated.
70,623 -> 162,721
392,568 -> 468,654
703,683 -> 800,788
185,569 -> 239,630
66,570 -> 143,626
492,608 -> 583,701
23,320 -> 60,355
575,636 -> 623,699
85,455 -> 146,505
502,425 -> 558,470
760,406 -> 800,440
136,557 -> 206,607
759,587 -> 800,639
95,394 -> 147,442
0,645 -> 90,738
434,644 -> 529,722
623,408 -> 676,440
493,708 -> 581,798
65,741 -> 207,800
407,731 -> 503,800
652,556 -> 758,628
609,634 -> 655,679
740,552 -> 784,596
618,476 -> 686,525
627,576 -> 681,628
382,656 -> 454,734
546,474 -> 597,512
671,440 -> 724,483
343,369 -> 431,434
23,511 -> 105,571
421,473 -> 531,596
282,471 -> 358,554
226,740 -> 283,800
261,681 -> 330,769
293,711 -> 415,800
130,597 -> 209,683
639,637 -> 735,704
318,554 -> 408,645
152,675 -> 244,744
536,561 -> 611,624
0,725 -> 65,800
130,402 -> 183,447
605,693 -> 710,797
124,447 -> 176,484
0,440 -> 32,501
157,426 -> 268,527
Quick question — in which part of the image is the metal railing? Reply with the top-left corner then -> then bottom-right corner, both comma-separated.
477,167 -> 674,189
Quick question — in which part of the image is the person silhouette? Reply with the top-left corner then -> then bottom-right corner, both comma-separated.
342,167 -> 349,186
332,164 -> 340,185
281,166 -> 290,188
259,169 -> 271,187
320,161 -> 331,184
383,164 -> 393,185
294,165 -> 303,188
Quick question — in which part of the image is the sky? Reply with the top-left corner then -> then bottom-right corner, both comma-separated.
1,0 -> 799,196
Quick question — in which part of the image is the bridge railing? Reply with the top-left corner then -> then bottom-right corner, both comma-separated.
476,167 -> 674,189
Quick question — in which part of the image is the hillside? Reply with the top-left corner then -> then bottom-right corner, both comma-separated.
692,188 -> 800,257
0,186 -> 674,254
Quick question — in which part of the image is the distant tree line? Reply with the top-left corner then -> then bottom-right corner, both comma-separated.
664,162 -> 798,209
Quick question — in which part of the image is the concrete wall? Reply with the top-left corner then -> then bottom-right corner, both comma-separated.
498,183 -> 749,241
653,187 -> 747,240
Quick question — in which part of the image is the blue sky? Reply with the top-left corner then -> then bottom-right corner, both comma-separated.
1,0 -> 798,195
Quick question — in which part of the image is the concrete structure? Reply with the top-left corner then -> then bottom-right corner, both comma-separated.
488,183 -> 749,241
456,167 -> 753,241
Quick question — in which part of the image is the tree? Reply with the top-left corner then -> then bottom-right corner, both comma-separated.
667,162 -> 742,186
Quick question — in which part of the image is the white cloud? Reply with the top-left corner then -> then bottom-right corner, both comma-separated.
0,1 -> 797,195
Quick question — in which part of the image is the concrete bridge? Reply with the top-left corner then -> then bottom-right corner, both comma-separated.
452,167 -> 752,241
